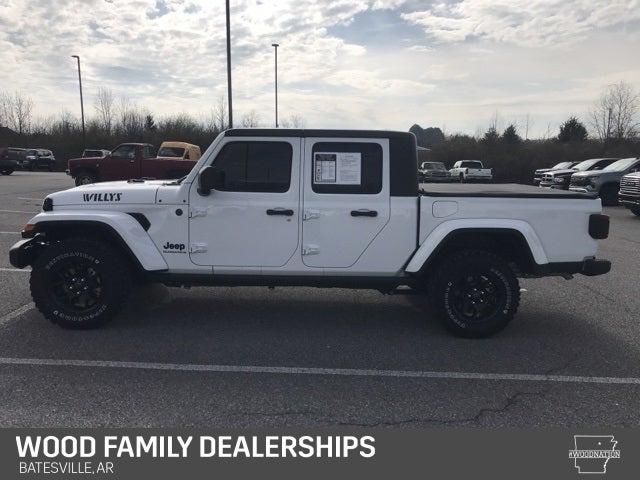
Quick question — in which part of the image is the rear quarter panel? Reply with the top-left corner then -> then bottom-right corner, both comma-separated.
418,196 -> 602,265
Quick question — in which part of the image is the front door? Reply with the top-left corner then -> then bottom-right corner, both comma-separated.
301,138 -> 390,268
189,138 -> 300,268
100,144 -> 140,181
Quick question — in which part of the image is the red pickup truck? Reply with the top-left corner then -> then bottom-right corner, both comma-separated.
67,142 -> 199,186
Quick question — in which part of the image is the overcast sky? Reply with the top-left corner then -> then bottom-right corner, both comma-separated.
1,0 -> 639,137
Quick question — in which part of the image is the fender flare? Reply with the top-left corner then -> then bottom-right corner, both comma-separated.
27,210 -> 168,271
405,218 -> 549,273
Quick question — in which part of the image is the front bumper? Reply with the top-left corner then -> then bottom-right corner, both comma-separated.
9,236 -> 43,269
619,193 -> 640,208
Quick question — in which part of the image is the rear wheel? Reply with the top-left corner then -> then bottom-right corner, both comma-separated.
428,250 -> 520,338
600,184 -> 619,206
30,238 -> 132,329
631,207 -> 640,217
75,172 -> 97,186
0,168 -> 13,175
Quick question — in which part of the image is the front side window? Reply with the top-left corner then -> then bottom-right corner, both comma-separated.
213,141 -> 292,193
111,145 -> 136,159
311,142 -> 382,194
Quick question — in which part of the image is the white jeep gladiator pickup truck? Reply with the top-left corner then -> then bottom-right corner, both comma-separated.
450,160 -> 493,182
9,129 -> 611,337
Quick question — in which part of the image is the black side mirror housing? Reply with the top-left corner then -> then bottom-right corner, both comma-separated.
198,166 -> 225,196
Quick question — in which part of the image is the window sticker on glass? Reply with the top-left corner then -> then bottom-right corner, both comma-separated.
314,152 -> 361,185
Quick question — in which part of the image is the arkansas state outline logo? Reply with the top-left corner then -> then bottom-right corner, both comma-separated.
568,435 -> 620,474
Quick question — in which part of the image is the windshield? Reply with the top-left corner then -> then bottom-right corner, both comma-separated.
552,162 -> 573,169
574,159 -> 601,171
26,149 -> 37,156
422,162 -> 446,171
158,147 -> 185,158
603,158 -> 639,172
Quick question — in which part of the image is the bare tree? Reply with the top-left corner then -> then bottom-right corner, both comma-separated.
523,113 -> 534,140
590,81 -> 639,141
240,110 -> 261,127
212,95 -> 228,131
279,114 -> 306,128
1,91 -> 34,134
94,87 -> 115,134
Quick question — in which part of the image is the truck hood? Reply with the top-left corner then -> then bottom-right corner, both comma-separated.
623,172 -> 640,180
571,170 -> 606,179
48,180 -> 165,206
547,168 -> 577,177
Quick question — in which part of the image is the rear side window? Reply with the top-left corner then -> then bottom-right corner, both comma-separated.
460,161 -> 482,168
143,145 -> 156,159
311,142 -> 382,194
213,141 -> 292,193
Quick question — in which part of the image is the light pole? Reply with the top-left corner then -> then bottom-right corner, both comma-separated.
71,55 -> 86,148
272,43 -> 279,128
225,0 -> 233,128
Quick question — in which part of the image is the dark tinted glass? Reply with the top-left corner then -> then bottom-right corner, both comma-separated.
311,142 -> 382,194
213,141 -> 292,193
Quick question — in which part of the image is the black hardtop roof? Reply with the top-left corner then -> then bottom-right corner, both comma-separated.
224,128 -> 415,140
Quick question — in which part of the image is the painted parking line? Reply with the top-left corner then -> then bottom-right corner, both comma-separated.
0,357 -> 639,385
0,231 -> 20,234
0,268 -> 30,273
0,303 -> 35,327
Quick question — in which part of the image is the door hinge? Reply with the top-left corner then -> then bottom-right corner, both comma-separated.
190,242 -> 208,253
189,208 -> 207,218
302,245 -> 320,256
303,209 -> 321,221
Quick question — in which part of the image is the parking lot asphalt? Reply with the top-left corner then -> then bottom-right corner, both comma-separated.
0,171 -> 639,428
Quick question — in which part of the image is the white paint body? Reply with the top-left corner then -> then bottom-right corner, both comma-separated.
449,160 -> 493,181
28,134 -> 602,278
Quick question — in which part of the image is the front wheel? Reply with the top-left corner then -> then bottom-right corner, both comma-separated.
631,207 -> 640,217
75,172 -> 97,186
0,168 -> 13,175
428,250 -> 520,338
600,184 -> 619,206
30,238 -> 132,328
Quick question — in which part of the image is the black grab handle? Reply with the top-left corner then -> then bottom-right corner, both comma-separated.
351,209 -> 378,217
266,209 -> 294,216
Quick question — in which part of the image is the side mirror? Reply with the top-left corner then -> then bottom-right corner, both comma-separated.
198,166 -> 225,196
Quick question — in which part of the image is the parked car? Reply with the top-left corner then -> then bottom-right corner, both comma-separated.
20,149 -> 56,171
67,142 -> 198,186
1,147 -> 27,173
157,141 -> 201,161
418,161 -> 452,182
0,147 -> 19,175
82,149 -> 110,158
539,158 -> 617,190
10,128 -> 610,338
533,161 -> 578,185
568,157 -> 640,206
450,160 -> 492,182
619,170 -> 640,216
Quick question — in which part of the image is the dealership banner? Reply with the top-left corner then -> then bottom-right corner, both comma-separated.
1,428 -> 637,479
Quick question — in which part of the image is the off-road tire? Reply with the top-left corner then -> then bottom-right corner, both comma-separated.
30,238 -> 132,329
75,172 -> 97,186
600,183 -> 619,206
428,249 -> 520,338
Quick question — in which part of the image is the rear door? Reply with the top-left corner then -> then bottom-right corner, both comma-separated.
301,138 -> 390,268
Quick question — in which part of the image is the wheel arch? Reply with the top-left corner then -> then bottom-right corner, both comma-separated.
406,221 -> 548,275
25,212 -> 168,272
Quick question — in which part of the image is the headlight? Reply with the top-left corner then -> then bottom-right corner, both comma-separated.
553,177 -> 566,183
588,176 -> 600,185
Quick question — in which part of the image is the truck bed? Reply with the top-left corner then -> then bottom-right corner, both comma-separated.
420,183 -> 594,199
